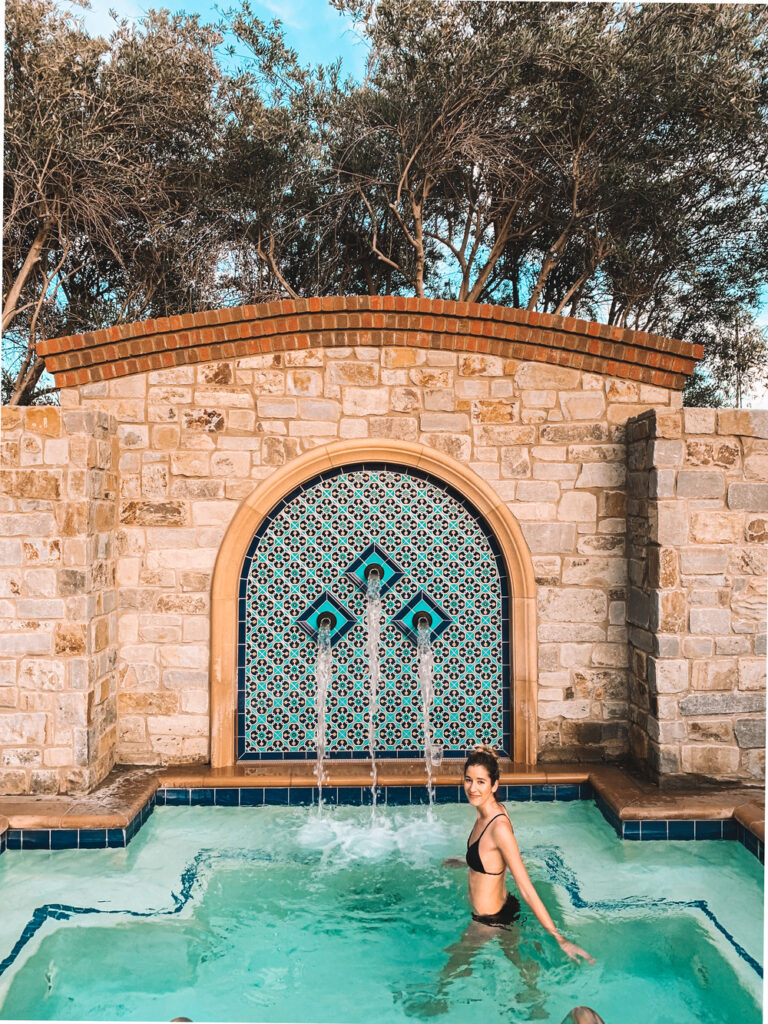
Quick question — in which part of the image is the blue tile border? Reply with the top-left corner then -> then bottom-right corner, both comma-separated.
736,822 -> 765,864
0,841 -> 761,988
723,818 -> 738,841
668,820 -> 695,841
0,783 -> 762,864
24,830 -> 55,851
592,792 -> 764,863
0,793 -> 157,853
153,781 -> 592,807
50,829 -> 80,850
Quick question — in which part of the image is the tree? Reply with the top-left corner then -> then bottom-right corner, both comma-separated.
215,5 -> 415,303
686,311 -> 768,408
2,0 -> 227,404
310,1 -> 767,331
6,0 -> 768,405
214,9 -> 345,302
682,367 -> 727,410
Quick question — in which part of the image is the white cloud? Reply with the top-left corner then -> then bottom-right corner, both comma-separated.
253,0 -> 305,31
65,0 -> 145,38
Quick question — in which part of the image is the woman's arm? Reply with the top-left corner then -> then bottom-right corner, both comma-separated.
493,821 -> 595,965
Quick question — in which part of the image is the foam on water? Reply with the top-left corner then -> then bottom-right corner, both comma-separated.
296,809 -> 452,867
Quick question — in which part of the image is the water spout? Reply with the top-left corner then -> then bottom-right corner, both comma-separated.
314,615 -> 333,809
416,614 -> 436,807
364,567 -> 383,813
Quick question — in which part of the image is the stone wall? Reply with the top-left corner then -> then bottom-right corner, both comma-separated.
0,407 -> 118,794
55,347 -> 683,776
1,340 -> 765,794
627,408 -> 767,785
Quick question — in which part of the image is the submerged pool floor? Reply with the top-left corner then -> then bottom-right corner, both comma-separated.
0,802 -> 762,1023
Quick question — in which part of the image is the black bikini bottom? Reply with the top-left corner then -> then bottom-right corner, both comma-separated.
471,892 -> 521,928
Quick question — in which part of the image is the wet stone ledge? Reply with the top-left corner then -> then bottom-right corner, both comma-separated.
0,763 -> 763,863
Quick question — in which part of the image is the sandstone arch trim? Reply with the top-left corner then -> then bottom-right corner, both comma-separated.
210,440 -> 538,768
39,296 -> 701,390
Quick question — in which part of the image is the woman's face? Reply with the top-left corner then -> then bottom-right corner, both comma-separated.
463,764 -> 498,805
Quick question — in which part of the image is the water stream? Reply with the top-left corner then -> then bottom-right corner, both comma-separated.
416,617 -> 436,808
364,569 -> 382,813
313,618 -> 333,810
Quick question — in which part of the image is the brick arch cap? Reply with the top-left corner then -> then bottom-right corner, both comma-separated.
209,439 -> 538,769
39,296 -> 701,391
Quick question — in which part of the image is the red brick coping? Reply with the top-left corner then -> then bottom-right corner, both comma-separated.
37,296 -> 702,390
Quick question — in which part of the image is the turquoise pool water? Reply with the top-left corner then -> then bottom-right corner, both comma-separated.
0,801 -> 762,1023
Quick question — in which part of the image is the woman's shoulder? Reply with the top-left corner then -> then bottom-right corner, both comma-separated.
491,807 -> 514,832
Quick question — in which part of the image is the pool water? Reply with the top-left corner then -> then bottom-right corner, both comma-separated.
0,801 -> 762,1023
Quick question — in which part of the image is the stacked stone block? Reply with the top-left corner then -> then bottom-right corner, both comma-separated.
57,348 -> 683,771
0,408 -> 118,793
1,335 -> 764,793
627,408 -> 767,783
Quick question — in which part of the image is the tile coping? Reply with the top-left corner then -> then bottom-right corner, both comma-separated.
0,763 -> 762,860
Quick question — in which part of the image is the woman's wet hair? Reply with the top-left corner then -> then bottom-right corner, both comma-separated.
463,745 -> 500,784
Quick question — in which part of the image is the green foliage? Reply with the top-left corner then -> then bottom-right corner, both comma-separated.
321,2 -> 768,319
4,0 -> 767,405
223,0 -> 768,405
3,0 -> 226,403
691,312 -> 768,408
683,368 -> 727,410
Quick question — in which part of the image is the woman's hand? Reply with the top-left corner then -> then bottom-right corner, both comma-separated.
556,935 -> 596,965
442,857 -> 466,869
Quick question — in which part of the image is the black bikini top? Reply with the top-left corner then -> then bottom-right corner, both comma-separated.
466,812 -> 509,875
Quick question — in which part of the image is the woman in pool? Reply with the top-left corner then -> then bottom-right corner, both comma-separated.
403,747 -> 594,1018
445,746 -> 594,964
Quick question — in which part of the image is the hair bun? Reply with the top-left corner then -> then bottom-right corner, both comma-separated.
473,743 -> 498,760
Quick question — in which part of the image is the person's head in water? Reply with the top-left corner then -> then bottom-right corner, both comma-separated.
463,746 -> 500,807
562,1009 -> 605,1024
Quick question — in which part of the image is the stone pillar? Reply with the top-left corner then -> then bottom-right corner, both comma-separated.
627,407 -> 766,784
0,407 -> 118,794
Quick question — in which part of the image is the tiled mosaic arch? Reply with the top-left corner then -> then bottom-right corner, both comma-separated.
210,440 -> 539,767
237,464 -> 510,760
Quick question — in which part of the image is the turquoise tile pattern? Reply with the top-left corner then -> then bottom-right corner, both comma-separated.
238,466 -> 509,759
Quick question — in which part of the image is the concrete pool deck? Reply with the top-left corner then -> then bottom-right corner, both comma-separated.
0,761 -> 763,846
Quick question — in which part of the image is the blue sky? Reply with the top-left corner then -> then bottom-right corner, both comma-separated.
74,0 -> 369,79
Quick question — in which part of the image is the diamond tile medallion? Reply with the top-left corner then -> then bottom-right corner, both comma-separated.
391,589 -> 452,645
238,465 -> 510,760
345,542 -> 404,597
295,591 -> 356,644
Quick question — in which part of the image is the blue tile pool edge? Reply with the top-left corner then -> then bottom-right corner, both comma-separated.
0,793 -> 157,853
594,792 -> 764,863
0,783 -> 762,863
